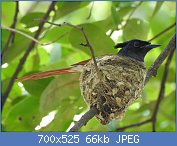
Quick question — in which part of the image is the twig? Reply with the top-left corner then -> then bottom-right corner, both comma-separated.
125,2 -> 143,26
36,20 -> 99,74
1,24 -> 68,46
2,25 -> 41,45
145,34 -> 176,84
117,119 -> 152,131
1,2 -> 56,108
108,2 -> 143,37
69,107 -> 99,132
148,22 -> 176,42
2,1 -> 19,60
151,47 -> 175,132
87,2 -> 94,19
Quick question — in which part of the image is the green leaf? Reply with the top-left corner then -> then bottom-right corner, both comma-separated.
32,52 -> 40,70
2,30 -> 32,64
123,18 -> 149,40
2,2 -> 15,26
2,29 -> 10,50
4,96 -> 43,131
20,12 -> 45,28
39,74 -> 81,114
55,2 -> 90,20
152,2 -> 164,18
69,23 -> 115,56
22,74 -> 54,97
111,4 -> 120,28
41,26 -> 71,45
40,98 -> 87,132
2,79 -> 22,98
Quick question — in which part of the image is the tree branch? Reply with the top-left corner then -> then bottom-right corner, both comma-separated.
151,46 -> 175,132
1,24 -> 68,46
148,22 -> 176,42
116,119 -> 152,131
2,1 -> 19,60
1,2 -> 56,108
145,34 -> 176,84
36,20 -> 100,74
69,107 -> 99,132
108,1 -> 142,37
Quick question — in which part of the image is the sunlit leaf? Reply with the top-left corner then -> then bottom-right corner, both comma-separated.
55,2 -> 90,20
4,96 -> 43,131
22,76 -> 54,97
123,18 -> 149,40
69,23 -> 115,56
152,2 -> 164,18
21,12 -> 45,28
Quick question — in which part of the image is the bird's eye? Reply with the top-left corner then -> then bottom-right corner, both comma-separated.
134,42 -> 139,47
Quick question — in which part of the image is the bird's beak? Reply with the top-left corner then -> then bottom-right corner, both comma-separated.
141,44 -> 161,51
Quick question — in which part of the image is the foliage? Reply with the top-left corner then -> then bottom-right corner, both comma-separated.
1,1 -> 176,132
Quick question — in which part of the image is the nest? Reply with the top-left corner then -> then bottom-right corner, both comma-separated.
80,55 -> 146,125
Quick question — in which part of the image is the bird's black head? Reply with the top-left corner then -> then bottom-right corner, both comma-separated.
114,39 -> 160,62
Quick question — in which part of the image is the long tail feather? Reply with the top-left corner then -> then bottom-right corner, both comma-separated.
16,67 -> 79,81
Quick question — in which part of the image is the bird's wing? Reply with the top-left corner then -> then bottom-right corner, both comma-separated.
16,59 -> 90,81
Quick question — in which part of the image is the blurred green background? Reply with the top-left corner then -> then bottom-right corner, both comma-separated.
1,1 -> 176,132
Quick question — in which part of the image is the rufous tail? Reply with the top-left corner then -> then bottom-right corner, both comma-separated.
16,67 -> 79,81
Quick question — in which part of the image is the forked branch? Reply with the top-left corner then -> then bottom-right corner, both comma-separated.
36,20 -> 99,74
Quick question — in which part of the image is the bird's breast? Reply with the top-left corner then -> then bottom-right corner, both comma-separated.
80,55 -> 146,125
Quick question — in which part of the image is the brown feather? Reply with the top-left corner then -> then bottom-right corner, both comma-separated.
16,59 -> 90,81
16,67 -> 79,81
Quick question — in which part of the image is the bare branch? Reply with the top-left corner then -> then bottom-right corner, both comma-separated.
109,2 -> 143,37
148,22 -> 176,42
117,119 -> 151,131
151,47 -> 175,132
36,20 -> 100,74
69,107 -> 99,132
2,2 -> 56,108
2,2 -> 19,60
1,25 -> 68,46
145,34 -> 176,84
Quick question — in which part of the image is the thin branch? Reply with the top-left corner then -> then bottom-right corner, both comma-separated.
69,107 -> 99,132
42,32 -> 68,46
2,24 -> 68,46
2,1 -> 19,60
116,119 -> 152,131
151,47 -> 175,132
2,2 -> 56,108
145,34 -> 176,84
148,22 -> 176,42
108,2 -> 143,37
125,2 -> 143,26
36,20 -> 99,74
2,25 -> 41,45
87,2 -> 94,19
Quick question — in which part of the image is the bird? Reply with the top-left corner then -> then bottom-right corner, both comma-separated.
16,39 -> 160,125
